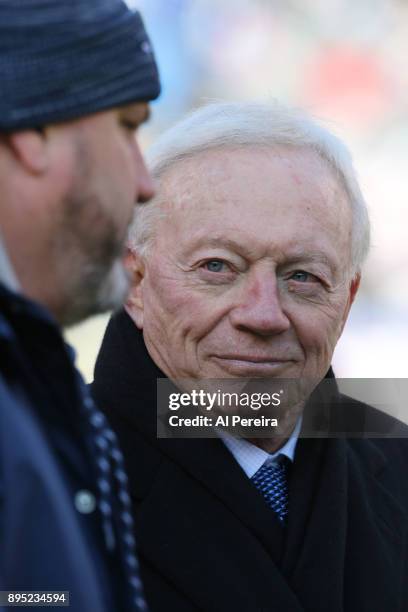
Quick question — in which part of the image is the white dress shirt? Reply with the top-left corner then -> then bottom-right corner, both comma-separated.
0,232 -> 19,291
220,416 -> 302,478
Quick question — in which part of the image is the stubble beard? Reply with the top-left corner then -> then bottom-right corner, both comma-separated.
61,256 -> 130,328
53,157 -> 131,328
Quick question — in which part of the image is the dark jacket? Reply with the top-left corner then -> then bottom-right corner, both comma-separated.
92,309 -> 408,612
0,284 -> 128,611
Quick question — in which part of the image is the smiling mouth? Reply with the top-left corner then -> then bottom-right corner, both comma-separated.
215,355 -> 293,364
212,355 -> 295,374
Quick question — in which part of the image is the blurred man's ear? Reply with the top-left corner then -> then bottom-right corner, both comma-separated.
7,130 -> 49,174
124,248 -> 145,329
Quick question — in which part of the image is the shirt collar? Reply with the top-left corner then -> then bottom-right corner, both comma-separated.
0,232 -> 20,292
220,415 -> 302,478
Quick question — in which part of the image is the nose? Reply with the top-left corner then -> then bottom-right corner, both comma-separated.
134,143 -> 155,204
229,272 -> 290,336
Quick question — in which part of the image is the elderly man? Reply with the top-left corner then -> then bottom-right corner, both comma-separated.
93,102 -> 408,612
0,2 -> 160,611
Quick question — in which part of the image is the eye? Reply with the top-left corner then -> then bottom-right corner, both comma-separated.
289,270 -> 317,283
204,260 -> 227,273
120,119 -> 139,133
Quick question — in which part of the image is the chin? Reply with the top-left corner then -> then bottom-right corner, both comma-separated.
94,259 -> 130,313
60,259 -> 130,328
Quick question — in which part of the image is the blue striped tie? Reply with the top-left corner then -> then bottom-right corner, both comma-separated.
251,458 -> 289,524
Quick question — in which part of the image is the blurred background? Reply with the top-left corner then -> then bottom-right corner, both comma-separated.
66,0 -> 408,381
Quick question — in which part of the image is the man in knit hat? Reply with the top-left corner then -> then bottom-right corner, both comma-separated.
0,1 -> 160,610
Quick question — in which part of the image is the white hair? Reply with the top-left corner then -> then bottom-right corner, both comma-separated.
128,100 -> 370,275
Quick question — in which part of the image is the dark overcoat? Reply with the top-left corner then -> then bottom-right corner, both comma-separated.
93,310 -> 408,612
0,284 -> 126,611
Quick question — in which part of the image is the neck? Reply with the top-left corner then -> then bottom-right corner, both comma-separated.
247,436 -> 291,454
246,401 -> 303,453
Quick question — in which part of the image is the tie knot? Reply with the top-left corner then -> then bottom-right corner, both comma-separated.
251,457 -> 289,523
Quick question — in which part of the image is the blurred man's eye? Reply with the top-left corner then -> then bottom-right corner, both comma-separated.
120,119 -> 139,132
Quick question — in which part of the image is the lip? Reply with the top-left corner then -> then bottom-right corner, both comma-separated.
212,355 -> 295,376
215,355 -> 293,364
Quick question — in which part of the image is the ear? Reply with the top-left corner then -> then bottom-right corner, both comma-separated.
124,248 -> 145,330
348,273 -> 361,305
339,273 -> 361,335
8,130 -> 49,174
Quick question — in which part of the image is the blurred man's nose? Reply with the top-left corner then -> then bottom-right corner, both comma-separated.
229,271 -> 290,336
135,144 -> 155,203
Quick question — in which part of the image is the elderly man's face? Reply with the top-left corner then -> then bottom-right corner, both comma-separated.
128,146 -> 359,382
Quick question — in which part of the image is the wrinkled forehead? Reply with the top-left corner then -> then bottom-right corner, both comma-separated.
147,145 -> 354,280
157,145 -> 351,229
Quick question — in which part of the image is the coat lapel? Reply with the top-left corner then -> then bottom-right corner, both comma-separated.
282,437 -> 349,612
158,437 -> 286,560
281,436 -> 407,612
343,439 -> 407,611
134,437 -> 306,612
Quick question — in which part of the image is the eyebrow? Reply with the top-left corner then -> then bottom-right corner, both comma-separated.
280,250 -> 334,267
122,104 -> 151,125
186,236 -> 256,259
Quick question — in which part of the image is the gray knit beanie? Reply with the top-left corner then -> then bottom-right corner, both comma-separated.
0,0 -> 161,131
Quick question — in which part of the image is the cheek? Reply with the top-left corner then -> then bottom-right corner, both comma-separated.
142,274 -> 206,342
298,320 -> 339,357
86,160 -> 129,218
99,136 -> 135,194
287,294 -> 350,355
143,267 -> 234,346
